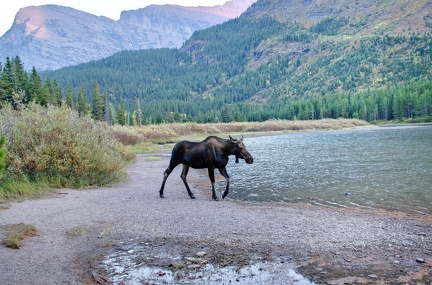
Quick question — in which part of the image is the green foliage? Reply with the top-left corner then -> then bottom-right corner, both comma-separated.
0,103 -> 125,195
309,17 -> 349,35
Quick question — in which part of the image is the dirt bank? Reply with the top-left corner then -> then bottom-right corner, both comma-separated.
0,154 -> 431,284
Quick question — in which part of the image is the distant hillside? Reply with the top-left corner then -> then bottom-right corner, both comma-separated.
0,0 -> 256,71
38,0 -> 432,123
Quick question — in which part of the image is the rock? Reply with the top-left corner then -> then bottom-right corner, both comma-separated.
196,251 -> 207,257
416,258 -> 426,264
187,264 -> 201,269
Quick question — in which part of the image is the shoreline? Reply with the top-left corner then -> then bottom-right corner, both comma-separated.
0,155 -> 431,284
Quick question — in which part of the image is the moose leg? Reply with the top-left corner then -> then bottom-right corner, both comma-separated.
219,168 -> 231,199
159,167 -> 173,198
207,168 -> 218,201
181,165 -> 196,199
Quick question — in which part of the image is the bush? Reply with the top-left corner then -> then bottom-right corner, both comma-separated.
0,103 -> 125,191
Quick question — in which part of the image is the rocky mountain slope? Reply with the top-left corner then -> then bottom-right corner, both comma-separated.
0,0 -> 256,71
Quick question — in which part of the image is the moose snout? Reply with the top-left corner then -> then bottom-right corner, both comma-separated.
245,156 -> 253,164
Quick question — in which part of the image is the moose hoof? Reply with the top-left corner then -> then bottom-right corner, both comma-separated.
160,194 -> 165,198
190,195 -> 196,199
212,197 -> 219,201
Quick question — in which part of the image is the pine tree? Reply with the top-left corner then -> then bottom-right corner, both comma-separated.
1,57 -> 13,103
28,67 -> 44,104
12,56 -> 28,95
52,80 -> 62,106
103,91 -> 111,124
77,85 -> 90,116
91,82 -> 104,121
134,98 -> 143,126
64,85 -> 74,109
116,100 -> 126,125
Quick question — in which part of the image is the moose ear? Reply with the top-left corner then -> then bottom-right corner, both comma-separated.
240,135 -> 244,141
229,135 -> 236,141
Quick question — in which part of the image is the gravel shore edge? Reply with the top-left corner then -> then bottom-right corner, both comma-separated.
0,155 -> 431,284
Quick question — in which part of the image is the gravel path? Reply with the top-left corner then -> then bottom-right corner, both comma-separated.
0,154 -> 431,284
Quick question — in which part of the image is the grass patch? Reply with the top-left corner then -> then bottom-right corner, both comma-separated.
112,118 -> 370,154
0,178 -> 55,202
1,223 -> 37,249
66,226 -> 93,237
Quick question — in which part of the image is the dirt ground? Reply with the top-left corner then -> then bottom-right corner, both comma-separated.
0,154 -> 431,285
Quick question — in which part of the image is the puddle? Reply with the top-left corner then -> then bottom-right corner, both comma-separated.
100,246 -> 316,285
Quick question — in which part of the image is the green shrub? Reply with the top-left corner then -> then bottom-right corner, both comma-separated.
0,103 -> 125,193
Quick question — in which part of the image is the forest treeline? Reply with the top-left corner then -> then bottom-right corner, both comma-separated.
1,55 -> 431,125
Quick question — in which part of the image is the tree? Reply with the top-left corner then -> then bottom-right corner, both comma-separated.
103,91 -> 111,124
1,57 -> 14,102
64,85 -> 74,109
221,105 -> 232,122
28,67 -> 44,104
134,98 -> 143,126
91,82 -> 104,121
116,100 -> 126,125
77,85 -> 90,116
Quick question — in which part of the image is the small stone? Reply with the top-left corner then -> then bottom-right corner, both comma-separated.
368,274 -> 378,279
196,251 -> 207,257
187,264 -> 201,269
416,258 -> 426,264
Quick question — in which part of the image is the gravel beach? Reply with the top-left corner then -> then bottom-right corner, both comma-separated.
0,154 -> 431,284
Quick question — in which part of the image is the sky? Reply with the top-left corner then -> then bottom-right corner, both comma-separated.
0,0 -> 229,36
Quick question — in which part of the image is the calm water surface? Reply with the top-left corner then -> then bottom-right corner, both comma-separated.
221,125 -> 432,214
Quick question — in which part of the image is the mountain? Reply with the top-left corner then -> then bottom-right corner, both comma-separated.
31,0 -> 432,123
0,0 -> 256,71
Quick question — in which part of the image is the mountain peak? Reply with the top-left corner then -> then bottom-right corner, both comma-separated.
0,0 -> 257,70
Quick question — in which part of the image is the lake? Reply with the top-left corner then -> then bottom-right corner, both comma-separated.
221,125 -> 432,215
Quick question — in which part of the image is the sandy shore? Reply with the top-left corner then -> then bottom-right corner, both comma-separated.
0,154 -> 431,284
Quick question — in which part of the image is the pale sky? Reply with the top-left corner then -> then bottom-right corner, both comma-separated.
0,1 -> 229,36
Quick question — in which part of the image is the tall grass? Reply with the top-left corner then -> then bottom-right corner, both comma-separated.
111,118 -> 370,146
0,103 -> 126,199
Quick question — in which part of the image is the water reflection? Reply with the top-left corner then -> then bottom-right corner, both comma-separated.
222,125 -> 432,214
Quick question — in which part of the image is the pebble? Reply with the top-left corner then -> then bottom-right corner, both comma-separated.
196,251 -> 207,257
187,264 -> 201,269
416,258 -> 426,264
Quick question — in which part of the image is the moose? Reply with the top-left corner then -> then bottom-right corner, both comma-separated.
159,135 -> 254,200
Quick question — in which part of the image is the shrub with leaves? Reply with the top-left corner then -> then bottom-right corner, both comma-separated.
1,103 -> 125,188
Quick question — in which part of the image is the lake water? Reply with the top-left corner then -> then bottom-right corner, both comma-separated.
221,125 -> 432,215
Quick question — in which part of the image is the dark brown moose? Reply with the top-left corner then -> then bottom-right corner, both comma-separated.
159,135 -> 254,200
